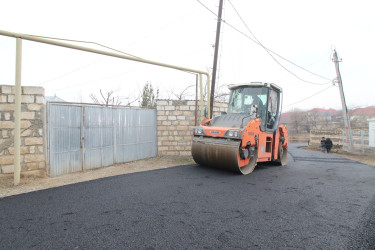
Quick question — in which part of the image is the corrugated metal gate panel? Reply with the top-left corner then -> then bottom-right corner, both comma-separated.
84,106 -> 115,170
48,104 -> 82,176
115,108 -> 157,162
48,103 -> 157,176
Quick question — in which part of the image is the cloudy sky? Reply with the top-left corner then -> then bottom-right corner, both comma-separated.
0,0 -> 374,111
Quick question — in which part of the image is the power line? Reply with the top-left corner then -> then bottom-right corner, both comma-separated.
227,0 -> 331,83
48,67 -> 145,92
284,85 -> 335,107
39,59 -> 102,86
26,34 -> 145,60
32,11 -> 197,86
226,18 -> 331,85
196,0 -> 332,85
196,0 -> 217,16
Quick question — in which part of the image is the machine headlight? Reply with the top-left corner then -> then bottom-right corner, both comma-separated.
224,129 -> 242,139
193,127 -> 206,136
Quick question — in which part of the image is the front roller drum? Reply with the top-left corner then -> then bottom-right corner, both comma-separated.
192,137 -> 257,175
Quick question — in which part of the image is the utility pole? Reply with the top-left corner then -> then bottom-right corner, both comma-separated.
332,49 -> 353,150
210,0 -> 224,118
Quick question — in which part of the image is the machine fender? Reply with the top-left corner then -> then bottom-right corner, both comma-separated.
272,125 -> 288,160
241,118 -> 261,148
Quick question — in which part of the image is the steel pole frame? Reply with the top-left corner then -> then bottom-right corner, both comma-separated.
0,29 -> 210,184
14,38 -> 22,185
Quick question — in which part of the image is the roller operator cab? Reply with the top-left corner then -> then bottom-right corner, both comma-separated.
192,82 -> 289,175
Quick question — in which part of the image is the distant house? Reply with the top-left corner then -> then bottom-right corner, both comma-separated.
281,107 -> 375,130
306,108 -> 342,129
350,107 -> 375,116
350,107 -> 375,128
45,95 -> 66,103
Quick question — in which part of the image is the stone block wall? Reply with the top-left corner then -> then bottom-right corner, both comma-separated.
156,100 -> 227,157
310,129 -> 374,153
0,85 -> 45,176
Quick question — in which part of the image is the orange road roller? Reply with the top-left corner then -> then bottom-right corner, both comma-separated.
192,82 -> 289,175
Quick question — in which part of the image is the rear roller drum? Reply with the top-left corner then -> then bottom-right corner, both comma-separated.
277,141 -> 287,166
238,146 -> 258,175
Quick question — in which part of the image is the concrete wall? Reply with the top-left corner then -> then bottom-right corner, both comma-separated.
310,129 -> 374,153
309,129 -> 343,146
156,100 -> 227,157
0,85 -> 45,176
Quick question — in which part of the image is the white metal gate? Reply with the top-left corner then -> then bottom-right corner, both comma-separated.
47,102 -> 157,176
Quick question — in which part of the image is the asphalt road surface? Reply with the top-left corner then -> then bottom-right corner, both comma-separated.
1,143 -> 374,249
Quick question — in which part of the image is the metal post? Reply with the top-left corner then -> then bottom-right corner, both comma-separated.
199,74 -> 204,120
14,38 -> 22,185
210,0 -> 224,118
81,105 -> 85,171
207,78 -> 210,117
361,130 -> 365,154
332,50 -> 353,150
195,74 -> 198,126
113,107 -> 117,164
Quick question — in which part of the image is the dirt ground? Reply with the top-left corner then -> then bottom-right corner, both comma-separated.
0,156 -> 194,198
302,145 -> 375,167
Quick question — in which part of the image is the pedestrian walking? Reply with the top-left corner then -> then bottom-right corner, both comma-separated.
325,138 -> 333,153
320,137 -> 326,153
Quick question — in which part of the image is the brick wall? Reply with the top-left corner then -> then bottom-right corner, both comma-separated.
156,100 -> 227,157
0,85 -> 45,176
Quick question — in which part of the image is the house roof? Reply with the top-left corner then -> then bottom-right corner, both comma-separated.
45,95 -> 66,103
308,108 -> 340,114
350,107 -> 375,115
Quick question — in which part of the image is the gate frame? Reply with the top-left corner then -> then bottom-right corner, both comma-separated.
46,101 -> 157,176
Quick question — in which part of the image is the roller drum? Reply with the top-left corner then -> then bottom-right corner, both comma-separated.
192,137 -> 243,174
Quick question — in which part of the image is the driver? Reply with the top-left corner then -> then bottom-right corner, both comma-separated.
251,93 -> 265,115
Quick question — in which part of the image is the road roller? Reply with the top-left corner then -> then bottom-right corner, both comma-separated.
192,82 -> 289,175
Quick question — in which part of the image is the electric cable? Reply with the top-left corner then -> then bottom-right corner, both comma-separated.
227,0 -> 331,83
196,0 -> 217,16
25,34 -> 145,60
224,20 -> 331,86
196,0 -> 332,85
48,67 -> 145,92
284,85 -> 335,107
39,59 -> 102,86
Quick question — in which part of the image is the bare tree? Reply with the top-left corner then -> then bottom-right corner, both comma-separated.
169,85 -> 195,100
89,89 -> 124,106
306,111 -> 320,130
89,89 -> 139,106
214,83 -> 230,102
289,109 -> 308,134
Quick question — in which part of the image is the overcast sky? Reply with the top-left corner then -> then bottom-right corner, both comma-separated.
0,0 -> 374,111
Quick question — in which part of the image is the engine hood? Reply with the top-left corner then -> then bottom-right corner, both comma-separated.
211,114 -> 251,128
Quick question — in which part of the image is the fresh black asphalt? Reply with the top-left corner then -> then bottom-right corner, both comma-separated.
1,143 -> 374,249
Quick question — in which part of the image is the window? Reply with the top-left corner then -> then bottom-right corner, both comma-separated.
228,87 -> 268,116
266,89 -> 280,130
